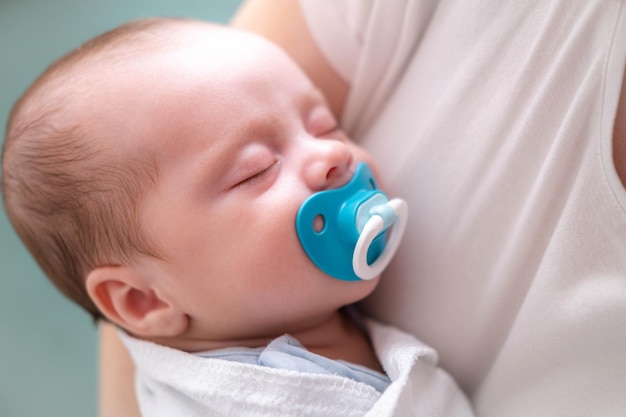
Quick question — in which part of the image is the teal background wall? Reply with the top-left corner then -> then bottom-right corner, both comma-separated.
0,1 -> 242,416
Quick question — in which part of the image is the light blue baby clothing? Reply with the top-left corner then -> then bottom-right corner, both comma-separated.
198,334 -> 391,393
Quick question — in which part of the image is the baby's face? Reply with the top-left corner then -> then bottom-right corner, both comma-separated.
91,23 -> 379,343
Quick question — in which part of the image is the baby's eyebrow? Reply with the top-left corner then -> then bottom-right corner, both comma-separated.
231,112 -> 283,143
227,87 -> 328,145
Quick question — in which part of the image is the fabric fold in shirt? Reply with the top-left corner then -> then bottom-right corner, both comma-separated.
198,334 -> 391,393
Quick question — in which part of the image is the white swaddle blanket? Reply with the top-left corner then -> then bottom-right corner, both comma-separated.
119,320 -> 474,417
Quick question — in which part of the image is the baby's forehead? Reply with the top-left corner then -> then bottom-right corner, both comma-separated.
53,20 -> 315,144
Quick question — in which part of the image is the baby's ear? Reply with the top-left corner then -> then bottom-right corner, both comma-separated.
86,266 -> 188,338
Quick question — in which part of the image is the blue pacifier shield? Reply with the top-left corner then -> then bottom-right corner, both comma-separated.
296,163 -> 393,281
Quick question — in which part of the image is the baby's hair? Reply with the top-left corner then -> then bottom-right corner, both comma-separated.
1,18 -> 192,319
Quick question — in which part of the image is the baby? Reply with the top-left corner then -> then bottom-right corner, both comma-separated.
2,18 -> 473,416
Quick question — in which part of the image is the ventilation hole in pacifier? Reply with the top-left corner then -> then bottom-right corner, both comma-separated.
369,178 -> 376,189
313,214 -> 325,233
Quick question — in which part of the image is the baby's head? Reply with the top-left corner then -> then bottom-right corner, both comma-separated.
2,18 -> 379,349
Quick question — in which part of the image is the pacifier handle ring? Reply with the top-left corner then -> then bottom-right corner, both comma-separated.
352,198 -> 408,280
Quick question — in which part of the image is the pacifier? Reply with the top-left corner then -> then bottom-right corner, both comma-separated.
296,163 -> 408,281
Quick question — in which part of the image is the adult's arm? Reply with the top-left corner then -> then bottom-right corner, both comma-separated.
99,322 -> 141,417
231,0 -> 349,119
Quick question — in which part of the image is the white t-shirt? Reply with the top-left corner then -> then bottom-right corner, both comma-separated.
300,1 -> 626,416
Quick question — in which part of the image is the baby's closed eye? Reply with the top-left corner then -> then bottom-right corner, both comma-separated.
233,159 -> 279,188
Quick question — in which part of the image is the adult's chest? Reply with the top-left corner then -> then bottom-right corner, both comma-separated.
360,0 -> 626,390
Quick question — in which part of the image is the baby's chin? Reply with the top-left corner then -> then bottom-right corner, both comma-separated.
336,274 -> 381,305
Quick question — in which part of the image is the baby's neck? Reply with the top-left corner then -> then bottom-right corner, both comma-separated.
149,310 -> 383,373
290,310 -> 383,373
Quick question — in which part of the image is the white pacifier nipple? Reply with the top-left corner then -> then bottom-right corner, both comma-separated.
353,198 -> 408,280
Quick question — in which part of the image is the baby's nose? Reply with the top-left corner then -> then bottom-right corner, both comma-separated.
303,139 -> 353,191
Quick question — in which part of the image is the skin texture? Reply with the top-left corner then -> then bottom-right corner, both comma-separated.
613,61 -> 626,186
99,323 -> 141,417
